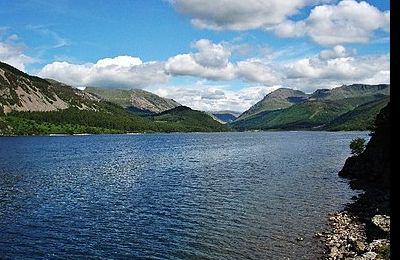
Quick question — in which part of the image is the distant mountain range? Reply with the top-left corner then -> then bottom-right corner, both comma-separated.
0,61 -> 389,135
231,84 -> 390,131
84,87 -> 180,115
237,88 -> 309,121
0,62 -> 228,135
208,111 -> 241,124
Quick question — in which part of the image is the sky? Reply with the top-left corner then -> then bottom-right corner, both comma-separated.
0,0 -> 390,112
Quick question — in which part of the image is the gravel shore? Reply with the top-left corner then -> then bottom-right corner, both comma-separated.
319,190 -> 390,260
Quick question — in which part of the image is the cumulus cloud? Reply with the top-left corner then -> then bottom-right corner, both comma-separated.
237,59 -> 282,85
165,39 -> 281,85
192,39 -> 231,68
272,0 -> 390,45
16,37 -> 389,113
169,0 -> 321,30
151,84 -> 280,112
38,39 -> 281,88
0,34 -> 36,71
170,0 -> 389,45
38,56 -> 169,88
165,54 -> 237,81
284,45 -> 390,91
165,39 -> 236,80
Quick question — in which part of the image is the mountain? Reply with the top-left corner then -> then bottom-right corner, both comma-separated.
84,87 -> 180,115
323,96 -> 390,131
231,99 -> 351,131
0,62 -> 228,135
309,84 -> 389,100
210,111 -> 241,124
150,106 -> 230,132
237,88 -> 309,120
231,84 -> 390,131
0,61 -> 99,115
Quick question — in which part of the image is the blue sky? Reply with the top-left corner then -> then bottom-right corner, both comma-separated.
0,0 -> 390,112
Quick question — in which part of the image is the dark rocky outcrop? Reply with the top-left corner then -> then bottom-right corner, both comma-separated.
321,102 -> 390,259
339,102 -> 390,191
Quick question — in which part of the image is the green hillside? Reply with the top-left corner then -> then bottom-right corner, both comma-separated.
237,88 -> 309,120
309,84 -> 389,100
323,96 -> 390,131
0,62 -> 228,135
150,106 -> 230,132
232,84 -> 390,131
231,100 -> 351,130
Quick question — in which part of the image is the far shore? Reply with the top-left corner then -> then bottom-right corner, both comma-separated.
0,130 -> 371,137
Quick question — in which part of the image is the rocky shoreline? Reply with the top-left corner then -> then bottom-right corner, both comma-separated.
318,103 -> 390,259
318,208 -> 390,259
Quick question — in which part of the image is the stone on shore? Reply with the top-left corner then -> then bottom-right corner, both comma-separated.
371,215 -> 390,233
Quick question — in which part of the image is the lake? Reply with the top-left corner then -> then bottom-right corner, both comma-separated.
0,131 -> 368,259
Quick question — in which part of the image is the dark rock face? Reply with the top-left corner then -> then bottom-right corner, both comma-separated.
339,102 -> 390,190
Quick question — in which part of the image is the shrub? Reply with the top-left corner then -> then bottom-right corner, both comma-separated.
350,138 -> 366,156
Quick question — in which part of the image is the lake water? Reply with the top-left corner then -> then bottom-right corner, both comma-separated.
0,131 -> 368,259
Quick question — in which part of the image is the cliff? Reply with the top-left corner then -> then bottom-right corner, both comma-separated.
339,102 -> 390,191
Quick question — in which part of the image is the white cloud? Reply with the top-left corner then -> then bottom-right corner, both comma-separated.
170,0 -> 389,45
272,0 -> 390,45
318,45 -> 354,60
165,39 -> 281,85
169,0 -> 322,30
165,54 -> 237,81
38,61 -> 91,84
0,34 -> 36,71
165,39 -> 236,80
151,84 -> 280,112
192,39 -> 231,68
38,39 -> 282,88
284,45 -> 390,91
271,20 -> 306,38
237,59 -> 282,85
38,56 -> 169,88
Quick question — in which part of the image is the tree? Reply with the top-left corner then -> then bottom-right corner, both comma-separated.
350,138 -> 366,156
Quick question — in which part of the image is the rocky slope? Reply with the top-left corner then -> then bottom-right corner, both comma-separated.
0,62 -> 228,135
0,62 -> 99,115
84,87 -> 180,115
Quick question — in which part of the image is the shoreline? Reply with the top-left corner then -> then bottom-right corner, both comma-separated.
318,102 -> 390,259
0,130 -> 370,137
318,188 -> 390,259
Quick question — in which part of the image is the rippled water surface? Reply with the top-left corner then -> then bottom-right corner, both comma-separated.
0,132 -> 368,259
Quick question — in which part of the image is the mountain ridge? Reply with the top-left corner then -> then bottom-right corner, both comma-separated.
231,84 -> 390,131
84,86 -> 180,115
237,88 -> 309,120
0,61 -> 100,115
0,62 -> 229,135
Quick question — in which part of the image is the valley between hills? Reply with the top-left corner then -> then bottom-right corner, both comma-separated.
0,61 -> 390,135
